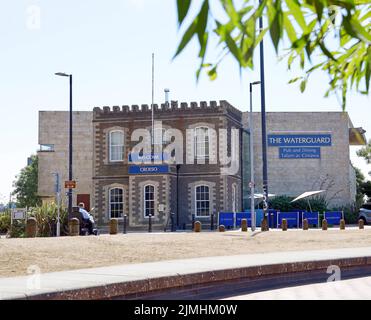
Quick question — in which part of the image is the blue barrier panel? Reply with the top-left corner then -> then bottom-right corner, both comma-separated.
218,212 -> 234,227
302,212 -> 319,227
238,210 -> 265,227
324,211 -> 343,225
255,210 -> 263,227
277,212 -> 300,228
236,212 -> 250,227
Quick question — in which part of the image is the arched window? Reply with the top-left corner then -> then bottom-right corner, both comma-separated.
109,130 -> 124,162
194,127 -> 209,160
195,185 -> 210,217
109,188 -> 124,218
144,185 -> 155,217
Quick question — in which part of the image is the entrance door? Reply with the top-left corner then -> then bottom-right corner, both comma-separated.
77,194 -> 91,211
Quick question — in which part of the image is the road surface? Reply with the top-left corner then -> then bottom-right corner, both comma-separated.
223,276 -> 371,300
118,265 -> 371,300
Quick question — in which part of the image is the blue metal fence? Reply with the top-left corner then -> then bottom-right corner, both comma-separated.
324,211 -> 343,225
219,210 -> 264,228
277,212 -> 300,228
218,212 -> 235,227
302,212 -> 320,227
218,210 -> 344,229
236,212 -> 250,227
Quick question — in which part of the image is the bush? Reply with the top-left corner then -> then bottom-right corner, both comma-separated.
9,220 -> 26,238
331,204 -> 359,224
268,195 -> 298,212
28,203 -> 68,237
269,195 -> 329,212
0,211 -> 11,233
2,203 -> 69,238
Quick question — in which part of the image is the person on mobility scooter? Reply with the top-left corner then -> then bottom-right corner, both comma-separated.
70,203 -> 98,235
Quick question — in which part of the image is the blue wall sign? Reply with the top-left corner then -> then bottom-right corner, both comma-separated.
279,147 -> 321,159
129,152 -> 169,162
129,165 -> 169,174
268,134 -> 332,147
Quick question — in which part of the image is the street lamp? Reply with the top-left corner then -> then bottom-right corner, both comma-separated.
259,0 -> 269,231
55,72 -> 73,219
249,81 -> 260,232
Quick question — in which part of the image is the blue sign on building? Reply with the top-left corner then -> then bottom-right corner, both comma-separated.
129,152 -> 170,162
268,134 -> 332,147
279,147 -> 321,159
128,165 -> 169,174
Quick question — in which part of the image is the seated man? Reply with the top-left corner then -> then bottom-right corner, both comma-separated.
78,203 -> 96,235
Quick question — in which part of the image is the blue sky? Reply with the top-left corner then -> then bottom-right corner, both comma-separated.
0,0 -> 370,202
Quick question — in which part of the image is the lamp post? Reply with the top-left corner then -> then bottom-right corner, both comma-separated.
52,172 -> 61,237
249,81 -> 261,232
259,1 -> 269,231
55,72 -> 73,219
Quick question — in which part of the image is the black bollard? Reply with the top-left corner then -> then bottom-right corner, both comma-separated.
148,214 -> 152,233
210,213 -> 214,231
123,214 -> 127,234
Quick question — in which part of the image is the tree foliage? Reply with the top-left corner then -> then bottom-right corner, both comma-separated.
354,166 -> 367,202
357,139 -> 371,173
354,165 -> 371,202
360,180 -> 371,199
268,194 -> 329,212
175,0 -> 371,109
12,155 -> 41,208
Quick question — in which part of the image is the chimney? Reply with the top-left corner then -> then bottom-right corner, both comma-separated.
164,88 -> 170,105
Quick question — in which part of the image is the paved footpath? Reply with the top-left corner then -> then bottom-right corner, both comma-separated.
1,247 -> 371,300
224,275 -> 371,300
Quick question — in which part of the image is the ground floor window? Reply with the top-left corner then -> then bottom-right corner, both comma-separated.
109,188 -> 123,218
195,185 -> 210,217
144,185 -> 155,217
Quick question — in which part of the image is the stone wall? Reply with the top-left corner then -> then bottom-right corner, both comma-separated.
242,111 -> 354,207
38,111 -> 93,207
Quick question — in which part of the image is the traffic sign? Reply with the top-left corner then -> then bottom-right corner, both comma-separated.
65,180 -> 76,189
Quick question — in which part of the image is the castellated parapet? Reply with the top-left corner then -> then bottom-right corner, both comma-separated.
93,100 -> 242,121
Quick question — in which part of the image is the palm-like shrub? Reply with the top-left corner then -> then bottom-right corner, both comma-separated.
28,203 -> 68,237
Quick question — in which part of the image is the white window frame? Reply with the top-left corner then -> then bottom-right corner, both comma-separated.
195,185 -> 210,217
144,184 -> 155,218
109,187 -> 124,219
109,130 -> 125,162
194,126 -> 210,160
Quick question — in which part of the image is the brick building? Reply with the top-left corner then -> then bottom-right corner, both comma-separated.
38,101 -> 366,230
92,101 -> 242,229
